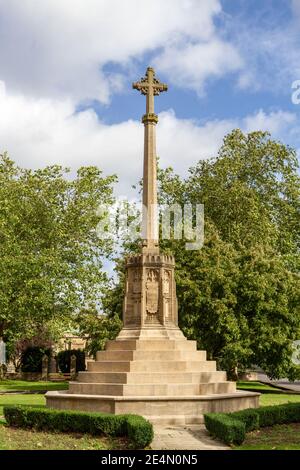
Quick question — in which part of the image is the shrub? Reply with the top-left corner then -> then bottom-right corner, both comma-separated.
57,349 -> 86,373
204,413 -> 245,445
21,346 -> 51,373
229,408 -> 259,432
204,402 -> 300,445
254,402 -> 300,427
126,414 -> 154,448
3,406 -> 153,448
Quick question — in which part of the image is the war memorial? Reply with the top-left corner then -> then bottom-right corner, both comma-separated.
46,68 -> 259,424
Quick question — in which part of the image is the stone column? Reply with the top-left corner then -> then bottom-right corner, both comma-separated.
118,68 -> 184,340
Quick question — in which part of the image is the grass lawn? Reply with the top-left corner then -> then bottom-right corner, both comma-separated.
259,393 -> 300,406
0,380 -> 68,392
237,380 -> 300,407
235,423 -> 300,450
237,381 -> 281,392
0,422 -> 129,450
234,381 -> 300,449
0,393 -> 45,416
0,393 -> 134,450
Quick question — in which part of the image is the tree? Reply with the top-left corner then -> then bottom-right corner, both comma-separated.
103,130 -> 300,379
159,130 -> 300,379
77,307 -> 122,358
0,153 -> 116,347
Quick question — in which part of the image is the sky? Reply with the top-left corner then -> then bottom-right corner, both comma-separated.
0,0 -> 300,202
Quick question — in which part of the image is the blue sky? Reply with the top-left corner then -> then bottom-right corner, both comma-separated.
96,0 -> 300,125
0,0 -> 299,200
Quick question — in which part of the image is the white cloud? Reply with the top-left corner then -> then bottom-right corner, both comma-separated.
243,109 -> 296,134
231,3 -> 300,93
155,40 -> 242,95
0,81 -> 297,196
0,0 -> 233,102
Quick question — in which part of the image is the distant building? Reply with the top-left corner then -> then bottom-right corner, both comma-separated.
56,332 -> 88,353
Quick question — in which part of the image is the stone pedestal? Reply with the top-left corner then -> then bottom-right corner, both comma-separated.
119,253 -> 183,340
46,254 -> 259,424
46,337 -> 259,424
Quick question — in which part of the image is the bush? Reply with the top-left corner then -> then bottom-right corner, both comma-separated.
204,402 -> 300,445
254,402 -> 300,427
229,408 -> 259,432
21,346 -> 51,373
204,413 -> 245,445
126,414 -> 154,448
3,406 -> 153,448
57,349 -> 86,373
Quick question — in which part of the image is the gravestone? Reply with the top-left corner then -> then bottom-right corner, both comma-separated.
41,354 -> 49,380
49,354 -> 57,374
70,354 -> 77,380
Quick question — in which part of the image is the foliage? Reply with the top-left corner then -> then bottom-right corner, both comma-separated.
126,414 -> 154,448
6,328 -> 55,371
158,131 -> 300,378
20,346 -> 51,373
102,130 -> 300,378
57,349 -> 86,373
4,406 -> 153,448
77,308 -> 122,358
228,409 -> 259,432
204,402 -> 300,445
0,153 -> 116,348
204,412 -> 246,445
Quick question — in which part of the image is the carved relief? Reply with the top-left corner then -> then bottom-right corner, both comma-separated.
133,269 -> 141,293
146,268 -> 159,323
163,270 -> 171,295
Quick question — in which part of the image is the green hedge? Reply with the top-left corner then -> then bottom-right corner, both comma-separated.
204,402 -> 300,445
204,413 -> 246,445
4,406 -> 153,448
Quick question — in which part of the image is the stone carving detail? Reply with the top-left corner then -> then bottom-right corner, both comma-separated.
163,269 -> 171,295
146,268 -> 159,323
133,269 -> 141,293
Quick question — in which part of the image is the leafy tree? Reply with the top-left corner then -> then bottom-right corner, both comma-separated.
77,307 -> 122,358
159,130 -> 300,379
103,130 -> 300,379
0,153 -> 116,347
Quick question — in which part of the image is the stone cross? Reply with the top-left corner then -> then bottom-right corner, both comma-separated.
133,67 -> 168,253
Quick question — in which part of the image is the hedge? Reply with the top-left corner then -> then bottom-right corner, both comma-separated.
204,413 -> 246,445
4,406 -> 153,448
204,402 -> 300,445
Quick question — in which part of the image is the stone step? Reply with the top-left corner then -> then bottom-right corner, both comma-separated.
96,349 -> 206,362
68,381 -> 235,397
87,360 -> 217,373
147,415 -> 204,425
130,360 -> 217,372
78,371 -> 128,384
87,361 -> 131,372
199,381 -> 236,394
46,390 -> 260,424
77,370 -> 227,384
105,339 -> 197,351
